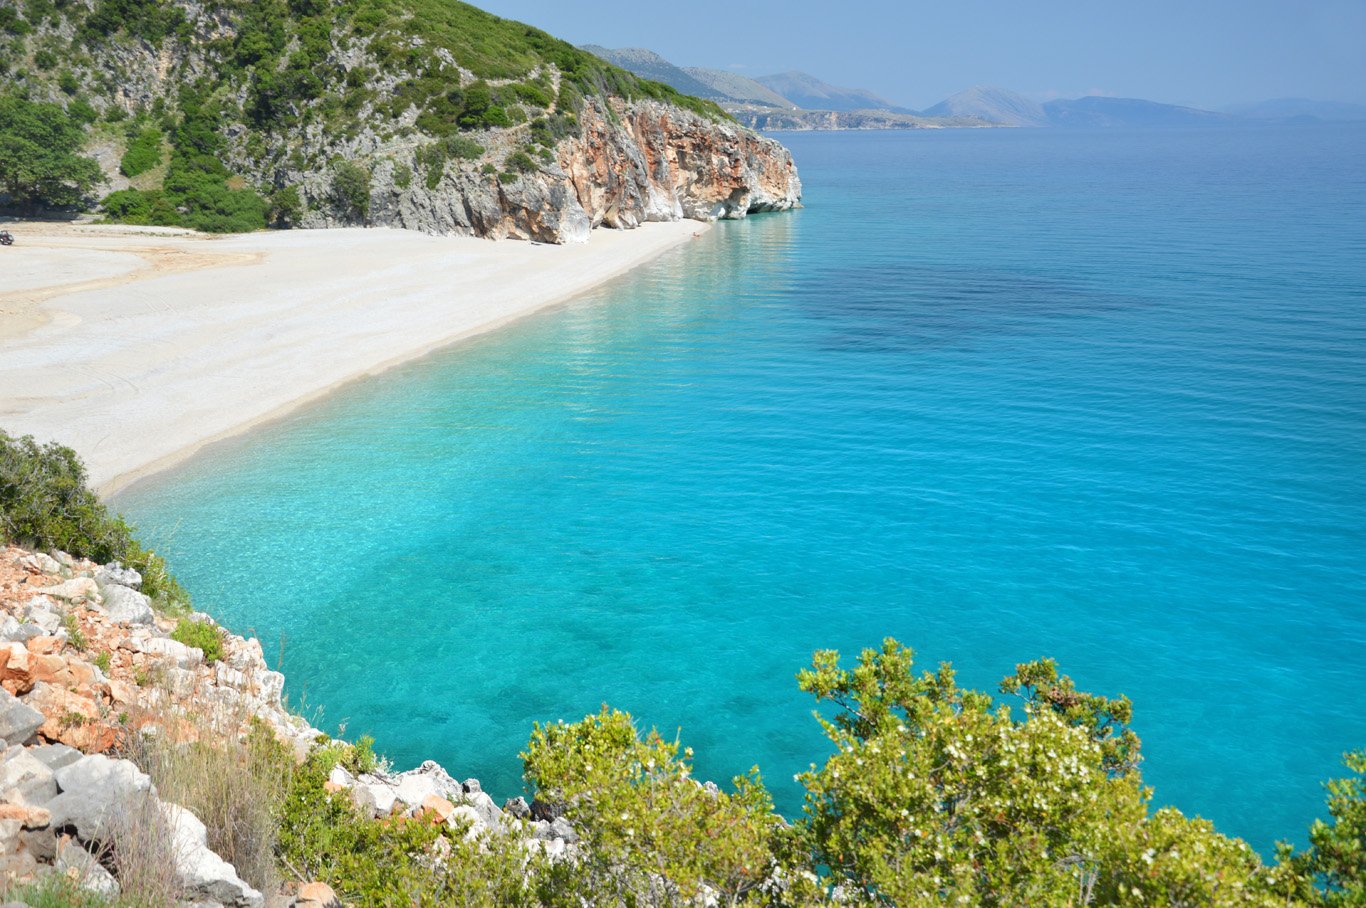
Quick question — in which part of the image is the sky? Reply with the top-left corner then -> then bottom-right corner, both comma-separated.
473,0 -> 1366,111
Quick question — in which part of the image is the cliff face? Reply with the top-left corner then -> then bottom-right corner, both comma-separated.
321,99 -> 801,244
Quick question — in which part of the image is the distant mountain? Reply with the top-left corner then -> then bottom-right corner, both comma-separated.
754,71 -> 906,113
1043,96 -> 1236,128
684,68 -> 795,109
1228,98 -> 1366,122
579,46 -> 728,101
921,86 -> 1049,127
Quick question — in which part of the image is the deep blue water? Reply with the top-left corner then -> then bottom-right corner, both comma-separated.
117,124 -> 1366,852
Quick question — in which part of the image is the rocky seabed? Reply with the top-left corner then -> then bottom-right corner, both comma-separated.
0,546 -> 578,907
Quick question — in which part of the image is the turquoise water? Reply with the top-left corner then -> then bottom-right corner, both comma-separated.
117,125 -> 1366,851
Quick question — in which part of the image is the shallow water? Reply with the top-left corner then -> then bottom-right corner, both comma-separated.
118,123 -> 1366,851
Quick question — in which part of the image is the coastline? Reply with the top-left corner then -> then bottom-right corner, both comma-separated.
0,220 -> 709,496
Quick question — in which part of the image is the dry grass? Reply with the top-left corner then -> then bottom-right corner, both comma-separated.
117,690 -> 295,894
103,789 -> 185,905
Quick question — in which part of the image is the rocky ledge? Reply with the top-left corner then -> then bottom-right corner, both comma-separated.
0,545 -> 570,905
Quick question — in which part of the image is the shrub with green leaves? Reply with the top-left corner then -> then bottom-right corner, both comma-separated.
524,706 -> 782,905
0,431 -> 186,608
119,125 -> 164,177
171,618 -> 224,663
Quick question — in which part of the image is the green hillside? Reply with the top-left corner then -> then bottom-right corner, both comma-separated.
0,0 -> 729,230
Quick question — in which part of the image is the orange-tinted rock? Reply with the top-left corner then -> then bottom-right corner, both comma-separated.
27,636 -> 63,656
0,804 -> 50,828
419,794 -> 456,825
0,645 -> 34,696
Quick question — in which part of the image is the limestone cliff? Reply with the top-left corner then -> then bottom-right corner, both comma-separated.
331,98 -> 801,244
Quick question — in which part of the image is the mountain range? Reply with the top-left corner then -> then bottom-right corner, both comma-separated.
582,47 -> 1366,130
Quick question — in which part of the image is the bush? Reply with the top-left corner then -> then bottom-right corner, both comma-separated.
0,431 -> 185,606
171,617 -> 223,662
504,150 -> 537,174
330,159 -> 370,223
525,707 -> 781,904
119,125 -> 163,177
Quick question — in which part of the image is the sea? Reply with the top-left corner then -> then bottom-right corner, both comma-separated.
116,123 -> 1366,852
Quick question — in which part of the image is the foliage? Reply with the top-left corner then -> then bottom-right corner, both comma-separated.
80,0 -> 188,46
63,612 -> 87,650
1286,750 -> 1366,905
331,159 -> 370,223
524,706 -> 781,905
793,640 -> 1295,905
267,184 -> 303,227
0,431 -> 187,608
0,94 -> 103,211
119,125 -> 163,177
278,744 -> 552,907
171,617 -> 224,663
504,150 -> 537,174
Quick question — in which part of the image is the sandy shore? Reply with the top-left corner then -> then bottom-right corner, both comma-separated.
0,220 -> 706,494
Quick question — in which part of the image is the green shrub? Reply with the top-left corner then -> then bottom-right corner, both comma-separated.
504,150 -> 536,174
267,184 -> 302,227
171,618 -> 223,663
525,707 -> 781,904
330,159 -> 370,223
120,125 -> 163,177
392,162 -> 411,190
62,613 -> 86,650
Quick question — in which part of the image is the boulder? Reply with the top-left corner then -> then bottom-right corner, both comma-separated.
38,578 -> 99,604
351,779 -> 399,818
56,838 -> 121,899
0,645 -> 35,695
101,585 -> 154,626
448,804 -> 486,839
95,562 -> 142,591
0,689 -> 44,745
26,684 -> 114,753
19,552 -> 63,575
418,794 -> 455,825
0,746 -> 57,804
502,796 -> 531,819
529,797 -> 563,822
48,754 -> 156,841
459,790 -> 503,829
548,816 -> 579,844
22,598 -> 63,634
164,802 -> 264,907
225,637 -> 266,672
26,743 -> 82,773
394,760 -> 462,802
136,636 -> 203,669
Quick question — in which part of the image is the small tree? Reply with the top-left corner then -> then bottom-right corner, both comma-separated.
0,95 -> 103,212
524,707 -> 783,905
331,159 -> 370,225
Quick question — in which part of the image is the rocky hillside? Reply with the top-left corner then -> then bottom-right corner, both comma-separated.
1,0 -> 800,242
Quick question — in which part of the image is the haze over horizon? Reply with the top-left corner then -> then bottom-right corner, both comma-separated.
475,0 -> 1366,111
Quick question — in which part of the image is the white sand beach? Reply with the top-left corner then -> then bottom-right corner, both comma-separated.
0,221 -> 706,494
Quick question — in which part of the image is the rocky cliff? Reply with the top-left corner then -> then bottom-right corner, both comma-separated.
336,98 -> 801,244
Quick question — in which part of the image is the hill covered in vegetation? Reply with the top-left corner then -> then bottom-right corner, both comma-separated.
0,0 -> 800,240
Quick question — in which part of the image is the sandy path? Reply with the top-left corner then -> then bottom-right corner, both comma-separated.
0,221 -> 706,493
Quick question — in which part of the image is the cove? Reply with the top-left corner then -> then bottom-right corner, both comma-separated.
117,124 -> 1366,852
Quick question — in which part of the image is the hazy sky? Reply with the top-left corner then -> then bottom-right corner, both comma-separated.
474,0 -> 1366,110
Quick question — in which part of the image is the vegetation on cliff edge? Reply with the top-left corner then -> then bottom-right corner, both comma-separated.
2,436 -> 1361,905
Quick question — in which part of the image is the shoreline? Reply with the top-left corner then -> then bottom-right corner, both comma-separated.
0,221 -> 709,496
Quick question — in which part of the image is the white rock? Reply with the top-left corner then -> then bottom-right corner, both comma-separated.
38,578 -> 99,603
0,690 -> 45,747
22,597 -> 63,634
48,754 -> 156,841
95,562 -> 142,591
163,802 -> 264,907
214,662 -> 246,690
351,780 -> 399,818
136,636 -> 203,669
225,637 -> 266,672
102,584 -> 154,626
0,746 -> 57,804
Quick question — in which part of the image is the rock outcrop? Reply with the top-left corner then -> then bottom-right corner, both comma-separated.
305,97 -> 801,244
0,544 -> 576,904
